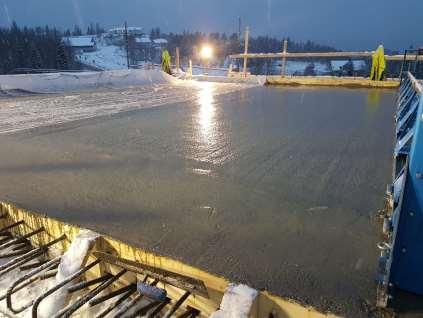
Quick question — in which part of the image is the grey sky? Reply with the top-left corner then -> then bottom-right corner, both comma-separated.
0,0 -> 421,50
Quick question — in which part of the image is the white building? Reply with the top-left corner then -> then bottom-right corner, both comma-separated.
62,36 -> 97,53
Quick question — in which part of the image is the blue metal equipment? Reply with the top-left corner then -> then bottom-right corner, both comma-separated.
377,72 -> 423,307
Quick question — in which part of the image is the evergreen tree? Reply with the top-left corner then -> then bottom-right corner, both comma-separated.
56,41 -> 69,69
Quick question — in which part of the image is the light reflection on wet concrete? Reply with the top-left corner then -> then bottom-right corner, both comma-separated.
0,85 -> 396,317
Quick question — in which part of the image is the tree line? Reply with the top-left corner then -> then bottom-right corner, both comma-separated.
0,22 -> 80,74
2,21 -> 375,76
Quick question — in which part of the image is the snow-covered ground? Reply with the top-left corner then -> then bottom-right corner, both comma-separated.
0,69 -> 255,135
76,44 -> 128,70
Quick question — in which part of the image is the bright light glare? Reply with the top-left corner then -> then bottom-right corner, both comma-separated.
200,45 -> 213,59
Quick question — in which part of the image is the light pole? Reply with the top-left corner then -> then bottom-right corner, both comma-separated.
200,45 -> 213,75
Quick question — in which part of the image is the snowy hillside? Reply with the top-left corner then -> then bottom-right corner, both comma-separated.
75,44 -> 128,70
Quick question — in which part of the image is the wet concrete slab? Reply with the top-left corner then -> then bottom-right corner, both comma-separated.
0,84 -> 396,317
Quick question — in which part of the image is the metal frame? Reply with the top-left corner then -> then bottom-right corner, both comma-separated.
377,71 -> 423,306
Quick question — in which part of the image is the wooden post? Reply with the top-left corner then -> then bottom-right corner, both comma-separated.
281,39 -> 288,76
188,59 -> 193,78
243,26 -> 249,78
175,47 -> 180,72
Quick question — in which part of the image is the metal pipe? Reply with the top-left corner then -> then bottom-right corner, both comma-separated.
32,259 -> 101,318
53,269 -> 127,318
89,284 -> 135,307
163,291 -> 191,318
6,257 -> 61,313
67,273 -> 112,294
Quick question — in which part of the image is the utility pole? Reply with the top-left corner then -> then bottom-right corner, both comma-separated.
242,26 -> 249,78
124,21 -> 130,69
281,39 -> 288,76
238,17 -> 241,43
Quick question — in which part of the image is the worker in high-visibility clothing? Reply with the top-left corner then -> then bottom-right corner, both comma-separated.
161,50 -> 172,75
370,45 -> 386,81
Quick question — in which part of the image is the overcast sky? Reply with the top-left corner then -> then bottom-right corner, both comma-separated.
0,0 -> 421,50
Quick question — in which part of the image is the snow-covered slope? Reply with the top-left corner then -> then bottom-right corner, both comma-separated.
76,44 -> 128,70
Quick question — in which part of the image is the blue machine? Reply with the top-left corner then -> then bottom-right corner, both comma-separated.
377,72 -> 423,306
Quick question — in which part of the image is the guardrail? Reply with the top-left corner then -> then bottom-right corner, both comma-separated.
377,72 -> 423,307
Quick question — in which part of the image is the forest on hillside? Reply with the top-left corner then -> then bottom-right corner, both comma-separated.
0,22 -> 78,74
0,22 -> 406,76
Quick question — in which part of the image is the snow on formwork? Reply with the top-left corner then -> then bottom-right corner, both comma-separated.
0,69 -> 176,94
0,230 -> 99,318
38,230 -> 99,318
210,284 -> 258,318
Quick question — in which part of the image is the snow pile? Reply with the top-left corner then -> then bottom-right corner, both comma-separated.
0,69 -> 176,93
210,284 -> 258,318
38,230 -> 99,318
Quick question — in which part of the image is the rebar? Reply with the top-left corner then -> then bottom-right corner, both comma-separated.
89,284 -> 135,307
0,227 -> 44,250
67,273 -> 112,294
6,256 -> 61,313
52,269 -> 126,318
32,259 -> 101,318
163,291 -> 191,318
94,287 -> 137,318
113,278 -> 158,318
0,234 -> 65,277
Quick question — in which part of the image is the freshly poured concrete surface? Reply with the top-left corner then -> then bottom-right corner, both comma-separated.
0,85 -> 395,317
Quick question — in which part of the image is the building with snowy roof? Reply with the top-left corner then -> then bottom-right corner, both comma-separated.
62,36 -> 97,53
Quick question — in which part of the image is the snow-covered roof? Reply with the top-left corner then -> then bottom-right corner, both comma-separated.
135,36 -> 151,43
62,36 -> 96,47
108,27 -> 143,35
153,38 -> 168,44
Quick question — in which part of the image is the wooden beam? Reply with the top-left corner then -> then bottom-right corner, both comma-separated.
229,51 -> 423,61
